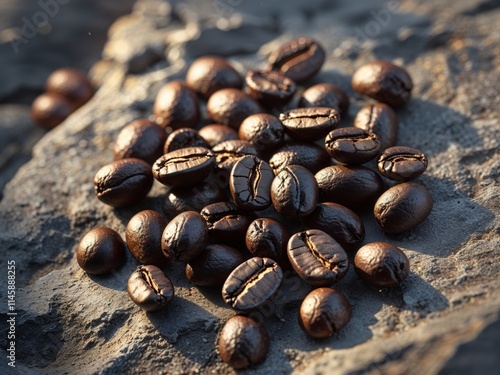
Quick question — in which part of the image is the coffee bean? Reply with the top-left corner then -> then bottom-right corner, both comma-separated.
269,37 -> 325,83
287,229 -> 348,287
271,165 -> 318,218
299,288 -> 351,339
163,128 -> 208,153
161,211 -> 208,262
218,315 -> 269,369
126,210 -> 167,267
280,107 -> 340,141
207,88 -> 261,128
245,218 -> 290,267
186,244 -> 245,287
198,124 -> 239,147
353,103 -> 398,150
222,257 -> 282,311
201,202 -> 254,245
269,142 -> 331,174
31,92 -> 73,129
230,156 -> 274,211
245,70 -> 296,107
238,114 -> 284,152
94,158 -> 153,207
377,146 -> 428,181
324,127 -> 381,165
114,119 -> 167,165
127,265 -> 174,311
153,81 -> 200,129
212,140 -> 258,174
354,242 -> 409,288
374,182 -> 433,234
315,165 -> 384,209
77,227 -> 126,275
299,83 -> 349,115
152,146 -> 215,187
186,56 -> 243,98
352,61 -> 413,107
45,68 -> 94,109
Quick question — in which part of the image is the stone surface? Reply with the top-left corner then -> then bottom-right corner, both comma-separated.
0,0 -> 499,374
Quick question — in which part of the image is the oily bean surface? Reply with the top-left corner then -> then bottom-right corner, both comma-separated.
164,128 -> 208,153
31,92 -> 73,129
206,88 -> 261,128
377,146 -> 428,181
299,83 -> 349,115
269,142 -> 331,174
127,265 -> 174,311
199,124 -> 239,147
201,202 -> 254,245
353,103 -> 398,150
280,107 -> 340,141
45,68 -> 94,109
245,218 -> 290,267
153,81 -> 200,129
212,140 -> 259,174
245,69 -> 296,107
324,127 -> 381,165
238,114 -> 284,152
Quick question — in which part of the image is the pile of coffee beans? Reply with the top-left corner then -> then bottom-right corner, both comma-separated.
76,37 -> 434,369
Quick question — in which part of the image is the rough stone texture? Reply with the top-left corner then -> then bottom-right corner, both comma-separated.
0,0 -> 499,374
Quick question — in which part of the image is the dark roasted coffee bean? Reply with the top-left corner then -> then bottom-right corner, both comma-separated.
218,315 -> 269,369
186,244 -> 245,287
230,156 -> 274,211
299,83 -> 349,115
153,81 -> 200,130
222,257 -> 282,311
245,70 -> 296,107
126,210 -> 167,267
186,56 -> 243,98
352,61 -> 413,107
246,218 -> 290,267
114,119 -> 167,165
374,182 -> 433,234
324,127 -> 381,165
127,265 -> 174,311
271,165 -> 318,218
299,288 -> 351,339
287,229 -> 348,287
238,114 -> 284,152
31,92 -> 73,129
269,142 -> 331,174
198,124 -> 239,147
207,88 -> 261,128
269,37 -> 326,83
353,103 -> 398,150
280,107 -> 340,141
94,158 -> 153,207
304,203 -> 364,250
45,68 -> 94,109
212,140 -> 259,174
377,146 -> 428,181
152,146 -> 215,187
354,242 -> 409,288
201,202 -> 254,245
163,128 -> 208,153
161,211 -> 208,262
315,165 -> 384,209
77,227 -> 126,275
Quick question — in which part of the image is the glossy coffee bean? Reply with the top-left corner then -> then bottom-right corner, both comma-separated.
271,165 -> 318,218
152,146 -> 215,187
186,244 -> 245,287
238,114 -> 284,152
153,81 -> 200,130
245,70 -> 296,107
45,68 -> 94,109
245,218 -> 290,267
352,61 -> 413,107
186,56 -> 243,98
198,124 -> 239,147
374,182 -> 433,234
299,288 -> 351,339
161,211 -> 208,262
354,242 -> 409,288
304,203 -> 365,250
201,202 -> 254,245
280,107 -> 340,141
94,158 -> 153,207
163,128 -> 208,153
287,229 -> 348,287
353,103 -> 398,150
126,210 -> 167,267
212,140 -> 258,174
207,88 -> 261,128
377,146 -> 428,181
269,142 -> 331,174
77,227 -> 126,275
268,37 -> 326,83
218,315 -> 269,369
315,165 -> 384,209
31,92 -> 73,129
127,265 -> 174,311
298,83 -> 349,115
114,119 -> 167,165
222,257 -> 282,312
324,127 -> 381,165
230,156 -> 274,211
